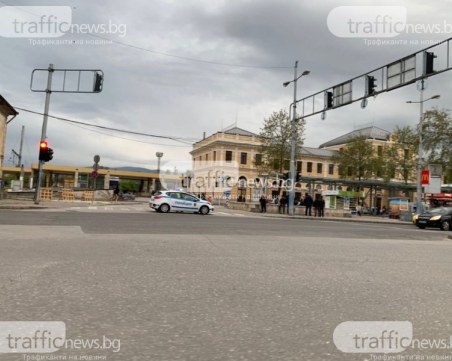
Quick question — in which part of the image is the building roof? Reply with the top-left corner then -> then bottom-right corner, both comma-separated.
0,95 -> 18,117
223,126 -> 258,137
301,146 -> 337,158
319,126 -> 391,148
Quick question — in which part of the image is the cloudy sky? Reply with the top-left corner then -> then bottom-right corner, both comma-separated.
1,0 -> 451,172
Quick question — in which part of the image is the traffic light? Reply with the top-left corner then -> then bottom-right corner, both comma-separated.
39,141 -> 48,161
325,91 -> 333,109
46,147 -> 54,162
38,141 -> 54,162
93,73 -> 104,92
423,51 -> 436,75
365,75 -> 377,96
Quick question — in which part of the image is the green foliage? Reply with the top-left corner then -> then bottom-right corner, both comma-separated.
1,174 -> 16,187
384,126 -> 417,184
331,136 -> 374,182
257,109 -> 305,174
120,180 -> 139,192
422,108 -> 452,183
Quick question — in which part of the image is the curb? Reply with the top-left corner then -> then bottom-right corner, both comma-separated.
0,200 -> 141,210
0,205 -> 48,210
260,214 -> 414,226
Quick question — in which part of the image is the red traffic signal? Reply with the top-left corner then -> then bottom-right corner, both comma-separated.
39,141 -> 53,162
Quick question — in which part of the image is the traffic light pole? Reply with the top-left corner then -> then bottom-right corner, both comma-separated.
416,79 -> 425,216
288,61 -> 298,216
34,64 -> 54,205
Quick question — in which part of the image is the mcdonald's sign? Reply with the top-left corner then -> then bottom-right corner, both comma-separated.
421,170 -> 430,185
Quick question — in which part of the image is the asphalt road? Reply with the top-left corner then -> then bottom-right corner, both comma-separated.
0,208 -> 447,240
0,209 -> 451,361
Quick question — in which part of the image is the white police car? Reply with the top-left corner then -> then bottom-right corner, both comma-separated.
149,191 -> 214,215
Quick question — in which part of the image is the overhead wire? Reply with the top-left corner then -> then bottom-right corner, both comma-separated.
64,121 -> 192,148
14,107 -> 199,145
85,33 -> 291,70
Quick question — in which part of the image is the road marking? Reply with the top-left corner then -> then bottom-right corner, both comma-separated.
214,212 -> 246,217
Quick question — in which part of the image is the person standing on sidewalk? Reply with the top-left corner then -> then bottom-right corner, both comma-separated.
319,196 -> 325,217
279,194 -> 287,214
259,195 -> 267,213
304,193 -> 313,216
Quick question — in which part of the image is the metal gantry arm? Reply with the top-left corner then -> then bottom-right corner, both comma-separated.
294,37 -> 452,120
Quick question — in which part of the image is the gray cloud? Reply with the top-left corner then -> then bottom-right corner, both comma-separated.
1,0 -> 452,171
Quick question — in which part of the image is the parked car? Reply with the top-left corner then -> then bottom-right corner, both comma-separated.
121,192 -> 136,200
149,190 -> 214,215
415,207 -> 452,231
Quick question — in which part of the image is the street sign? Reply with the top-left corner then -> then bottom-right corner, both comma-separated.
421,170 -> 430,185
92,171 -> 98,178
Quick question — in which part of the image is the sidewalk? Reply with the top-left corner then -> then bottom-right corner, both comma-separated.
217,203 -> 413,226
0,198 -> 138,209
260,212 -> 413,226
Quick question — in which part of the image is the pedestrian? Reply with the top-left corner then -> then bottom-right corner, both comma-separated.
259,195 -> 267,213
319,196 -> 325,217
356,202 -> 362,216
313,196 -> 320,217
304,193 -> 313,216
112,185 -> 120,202
279,194 -> 287,214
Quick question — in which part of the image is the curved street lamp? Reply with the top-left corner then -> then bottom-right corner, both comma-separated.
406,92 -> 440,215
283,61 -> 310,216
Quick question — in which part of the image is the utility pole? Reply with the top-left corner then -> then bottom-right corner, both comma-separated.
288,61 -> 298,216
406,82 -> 440,215
12,125 -> 25,167
283,62 -> 310,215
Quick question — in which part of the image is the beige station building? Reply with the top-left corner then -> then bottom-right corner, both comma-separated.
190,126 -> 415,211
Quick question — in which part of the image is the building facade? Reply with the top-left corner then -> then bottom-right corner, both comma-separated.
190,125 -> 415,210
0,95 -> 18,189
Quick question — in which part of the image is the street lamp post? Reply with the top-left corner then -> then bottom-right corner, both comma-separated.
283,61 -> 310,216
156,152 -> 164,191
406,80 -> 440,215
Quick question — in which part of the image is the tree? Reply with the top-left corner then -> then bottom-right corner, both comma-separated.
379,126 -> 417,184
331,136 -> 375,182
422,108 -> 452,183
120,180 -> 139,192
257,109 -> 305,174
